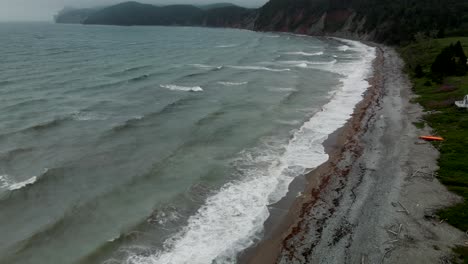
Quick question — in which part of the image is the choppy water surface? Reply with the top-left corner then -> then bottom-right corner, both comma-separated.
0,23 -> 375,264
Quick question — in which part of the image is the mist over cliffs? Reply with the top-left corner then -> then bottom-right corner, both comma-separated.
56,1 -> 256,28
55,0 -> 468,44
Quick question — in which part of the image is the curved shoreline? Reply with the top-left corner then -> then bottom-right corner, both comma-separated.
240,43 -> 384,264
243,45 -> 465,263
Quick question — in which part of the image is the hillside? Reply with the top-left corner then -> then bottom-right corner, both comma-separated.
198,3 -> 236,10
56,1 -> 256,28
83,2 -> 204,26
253,0 -> 468,44
56,0 -> 468,44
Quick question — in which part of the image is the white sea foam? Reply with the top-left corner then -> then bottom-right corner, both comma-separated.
278,59 -> 337,69
9,176 -> 37,190
276,119 -> 302,126
280,59 -> 337,65
228,65 -> 291,72
215,44 -> 238,48
128,39 -> 376,264
160,85 -> 203,92
217,81 -> 248,86
338,45 -> 350,51
284,51 -> 324,56
71,111 -> 107,121
268,87 -> 298,92
189,64 -> 222,70
0,175 -> 10,189
0,174 -> 38,191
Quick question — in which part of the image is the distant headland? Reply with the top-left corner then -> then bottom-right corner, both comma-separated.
55,0 -> 467,45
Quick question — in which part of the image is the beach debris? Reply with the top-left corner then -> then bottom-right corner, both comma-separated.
380,246 -> 397,264
418,136 -> 444,141
409,168 -> 436,181
397,201 -> 410,215
454,95 -> 468,108
385,223 -> 403,238
410,168 -> 421,178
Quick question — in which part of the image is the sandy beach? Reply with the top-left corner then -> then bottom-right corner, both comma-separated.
244,46 -> 466,264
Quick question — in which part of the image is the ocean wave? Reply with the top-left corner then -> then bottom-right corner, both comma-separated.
126,39 -> 376,264
27,117 -> 69,132
107,97 -> 196,134
71,111 -> 108,121
280,59 -> 337,66
107,65 -> 152,77
160,84 -> 203,92
215,44 -> 238,48
338,45 -> 350,51
64,80 -> 129,95
8,176 -> 38,191
189,64 -> 223,71
275,119 -> 302,126
217,81 -> 248,86
147,207 -> 181,226
0,175 -> 9,189
228,65 -> 291,72
110,116 -> 144,132
0,147 -> 34,162
129,74 -> 150,82
268,87 -> 298,92
2,98 -> 49,111
0,174 -> 39,191
284,51 -> 324,56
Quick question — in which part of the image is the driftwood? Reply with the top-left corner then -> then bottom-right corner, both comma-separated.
380,246 -> 396,264
397,202 -> 409,215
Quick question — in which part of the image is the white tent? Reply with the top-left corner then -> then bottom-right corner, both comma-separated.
455,95 -> 468,108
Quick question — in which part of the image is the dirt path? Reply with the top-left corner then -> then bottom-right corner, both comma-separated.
248,46 -> 466,264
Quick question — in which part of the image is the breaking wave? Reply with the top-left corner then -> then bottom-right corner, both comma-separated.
126,39 -> 376,264
217,81 -> 248,86
228,65 -> 291,72
0,174 -> 39,191
160,85 -> 204,92
284,51 -> 324,56
338,45 -> 350,51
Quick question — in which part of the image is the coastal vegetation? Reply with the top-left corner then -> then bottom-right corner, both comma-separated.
56,0 -> 468,45
400,37 -> 468,263
56,1 -> 255,27
253,0 -> 468,44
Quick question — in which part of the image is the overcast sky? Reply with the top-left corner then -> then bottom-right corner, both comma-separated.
0,0 -> 268,21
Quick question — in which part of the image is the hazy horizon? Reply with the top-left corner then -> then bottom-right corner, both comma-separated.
0,0 -> 268,22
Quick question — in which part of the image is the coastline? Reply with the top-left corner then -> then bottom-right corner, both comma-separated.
242,45 -> 466,263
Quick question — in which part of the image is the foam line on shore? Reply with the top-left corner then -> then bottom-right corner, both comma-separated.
127,39 -> 376,264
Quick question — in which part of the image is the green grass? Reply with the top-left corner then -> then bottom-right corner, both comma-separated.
454,246 -> 468,264
399,37 -> 468,261
413,121 -> 425,129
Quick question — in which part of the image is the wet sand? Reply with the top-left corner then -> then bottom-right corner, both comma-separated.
243,46 -> 465,263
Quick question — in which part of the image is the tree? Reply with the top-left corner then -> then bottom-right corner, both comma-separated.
431,41 -> 468,81
415,64 -> 424,78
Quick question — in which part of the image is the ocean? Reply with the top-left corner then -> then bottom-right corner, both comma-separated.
0,23 -> 375,264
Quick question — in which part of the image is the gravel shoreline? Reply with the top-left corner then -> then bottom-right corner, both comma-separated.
243,46 -> 465,264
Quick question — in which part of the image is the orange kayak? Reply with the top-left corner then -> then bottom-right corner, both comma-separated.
419,136 -> 444,141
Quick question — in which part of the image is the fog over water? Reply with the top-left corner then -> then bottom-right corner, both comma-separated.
0,0 -> 268,21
